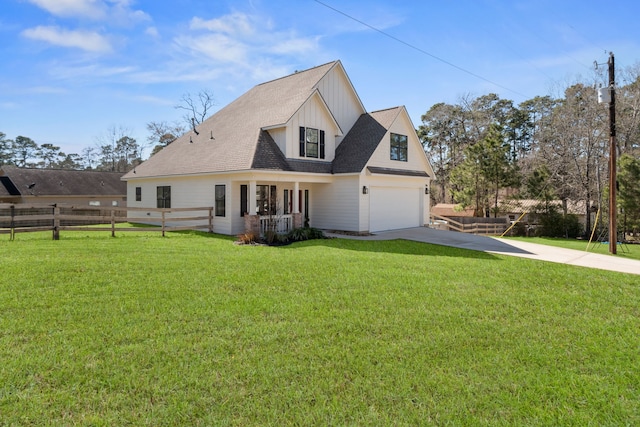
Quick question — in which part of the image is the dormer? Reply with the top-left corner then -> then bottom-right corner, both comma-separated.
263,62 -> 365,162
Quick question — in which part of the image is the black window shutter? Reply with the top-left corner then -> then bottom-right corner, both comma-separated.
299,127 -> 305,157
240,185 -> 247,217
319,130 -> 325,159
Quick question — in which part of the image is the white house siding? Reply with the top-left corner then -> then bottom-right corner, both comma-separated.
364,175 -> 427,232
368,111 -> 432,174
268,127 -> 287,155
316,65 -> 365,146
127,175 -> 233,235
309,176 -> 361,231
286,95 -> 340,160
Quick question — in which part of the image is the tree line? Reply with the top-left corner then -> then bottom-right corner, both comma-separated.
418,65 -> 640,237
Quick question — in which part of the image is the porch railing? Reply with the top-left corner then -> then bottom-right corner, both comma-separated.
259,214 -> 292,235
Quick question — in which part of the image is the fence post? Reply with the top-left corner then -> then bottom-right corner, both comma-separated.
53,204 -> 60,240
161,210 -> 166,237
9,204 -> 15,241
208,207 -> 213,233
111,209 -> 116,237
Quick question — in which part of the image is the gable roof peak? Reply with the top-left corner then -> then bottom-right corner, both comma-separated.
255,60 -> 341,88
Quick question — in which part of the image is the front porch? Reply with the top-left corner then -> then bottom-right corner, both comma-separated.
231,173 -> 340,236
237,178 -> 317,236
244,212 -> 303,236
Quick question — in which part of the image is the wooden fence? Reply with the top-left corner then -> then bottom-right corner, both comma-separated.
0,204 -> 213,240
431,214 -> 508,235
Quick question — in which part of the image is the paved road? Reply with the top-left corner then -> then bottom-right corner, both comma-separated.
327,227 -> 640,276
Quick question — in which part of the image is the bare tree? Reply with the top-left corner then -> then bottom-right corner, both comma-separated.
146,120 -> 186,156
175,89 -> 216,128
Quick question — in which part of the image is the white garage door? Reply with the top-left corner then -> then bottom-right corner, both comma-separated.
370,187 -> 420,232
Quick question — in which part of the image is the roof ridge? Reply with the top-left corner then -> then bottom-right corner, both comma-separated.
255,60 -> 339,87
370,106 -> 403,114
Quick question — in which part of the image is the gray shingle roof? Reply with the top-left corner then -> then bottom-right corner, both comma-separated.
125,61 -> 339,179
332,107 -> 401,174
367,166 -> 429,177
0,166 -> 126,196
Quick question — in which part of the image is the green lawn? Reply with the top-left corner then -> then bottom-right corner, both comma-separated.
504,236 -> 640,261
1,230 -> 639,425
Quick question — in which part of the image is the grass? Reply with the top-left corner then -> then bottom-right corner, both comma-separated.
1,230 -> 639,425
503,236 -> 640,261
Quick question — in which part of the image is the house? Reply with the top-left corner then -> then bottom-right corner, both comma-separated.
0,166 -> 127,206
122,61 -> 434,235
431,203 -> 475,219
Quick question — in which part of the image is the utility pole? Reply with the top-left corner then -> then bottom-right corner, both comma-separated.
608,52 -> 617,255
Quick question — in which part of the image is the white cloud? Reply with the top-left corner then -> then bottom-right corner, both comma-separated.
190,13 -> 255,37
176,12 -> 322,74
175,33 -> 248,65
26,0 -> 150,24
268,36 -> 320,55
26,86 -> 69,94
27,0 -> 106,19
145,26 -> 159,38
22,26 -> 112,53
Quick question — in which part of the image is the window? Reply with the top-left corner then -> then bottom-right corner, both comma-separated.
135,187 -> 141,202
299,127 -> 325,159
240,185 -> 248,217
283,189 -> 289,215
256,185 -> 277,215
390,133 -> 408,162
157,186 -> 171,208
215,185 -> 226,217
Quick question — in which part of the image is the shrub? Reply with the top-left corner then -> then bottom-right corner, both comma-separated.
236,232 -> 258,245
287,227 -> 326,242
536,211 -> 583,238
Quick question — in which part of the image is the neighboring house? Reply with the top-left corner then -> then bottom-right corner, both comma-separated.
498,199 -> 590,225
431,203 -> 475,218
123,61 -> 434,235
0,166 -> 127,206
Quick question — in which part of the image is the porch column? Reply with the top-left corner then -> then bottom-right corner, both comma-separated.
245,180 -> 260,235
249,180 -> 257,214
293,181 -> 300,213
292,181 -> 302,229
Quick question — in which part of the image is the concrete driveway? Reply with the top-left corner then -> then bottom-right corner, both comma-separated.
327,227 -> 640,276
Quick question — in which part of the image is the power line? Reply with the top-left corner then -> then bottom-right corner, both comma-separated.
314,0 -> 531,100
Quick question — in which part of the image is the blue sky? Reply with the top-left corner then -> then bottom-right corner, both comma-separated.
1,0 -> 639,157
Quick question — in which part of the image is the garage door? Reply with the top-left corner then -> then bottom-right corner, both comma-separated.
370,187 -> 420,232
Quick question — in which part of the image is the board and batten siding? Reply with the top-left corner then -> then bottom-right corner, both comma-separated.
315,64 -> 365,146
286,95 -> 340,160
268,127 -> 287,156
309,176 -> 361,232
367,112 -> 432,174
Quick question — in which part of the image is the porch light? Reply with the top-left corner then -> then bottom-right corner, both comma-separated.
425,186 -> 429,195
362,186 -> 368,195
